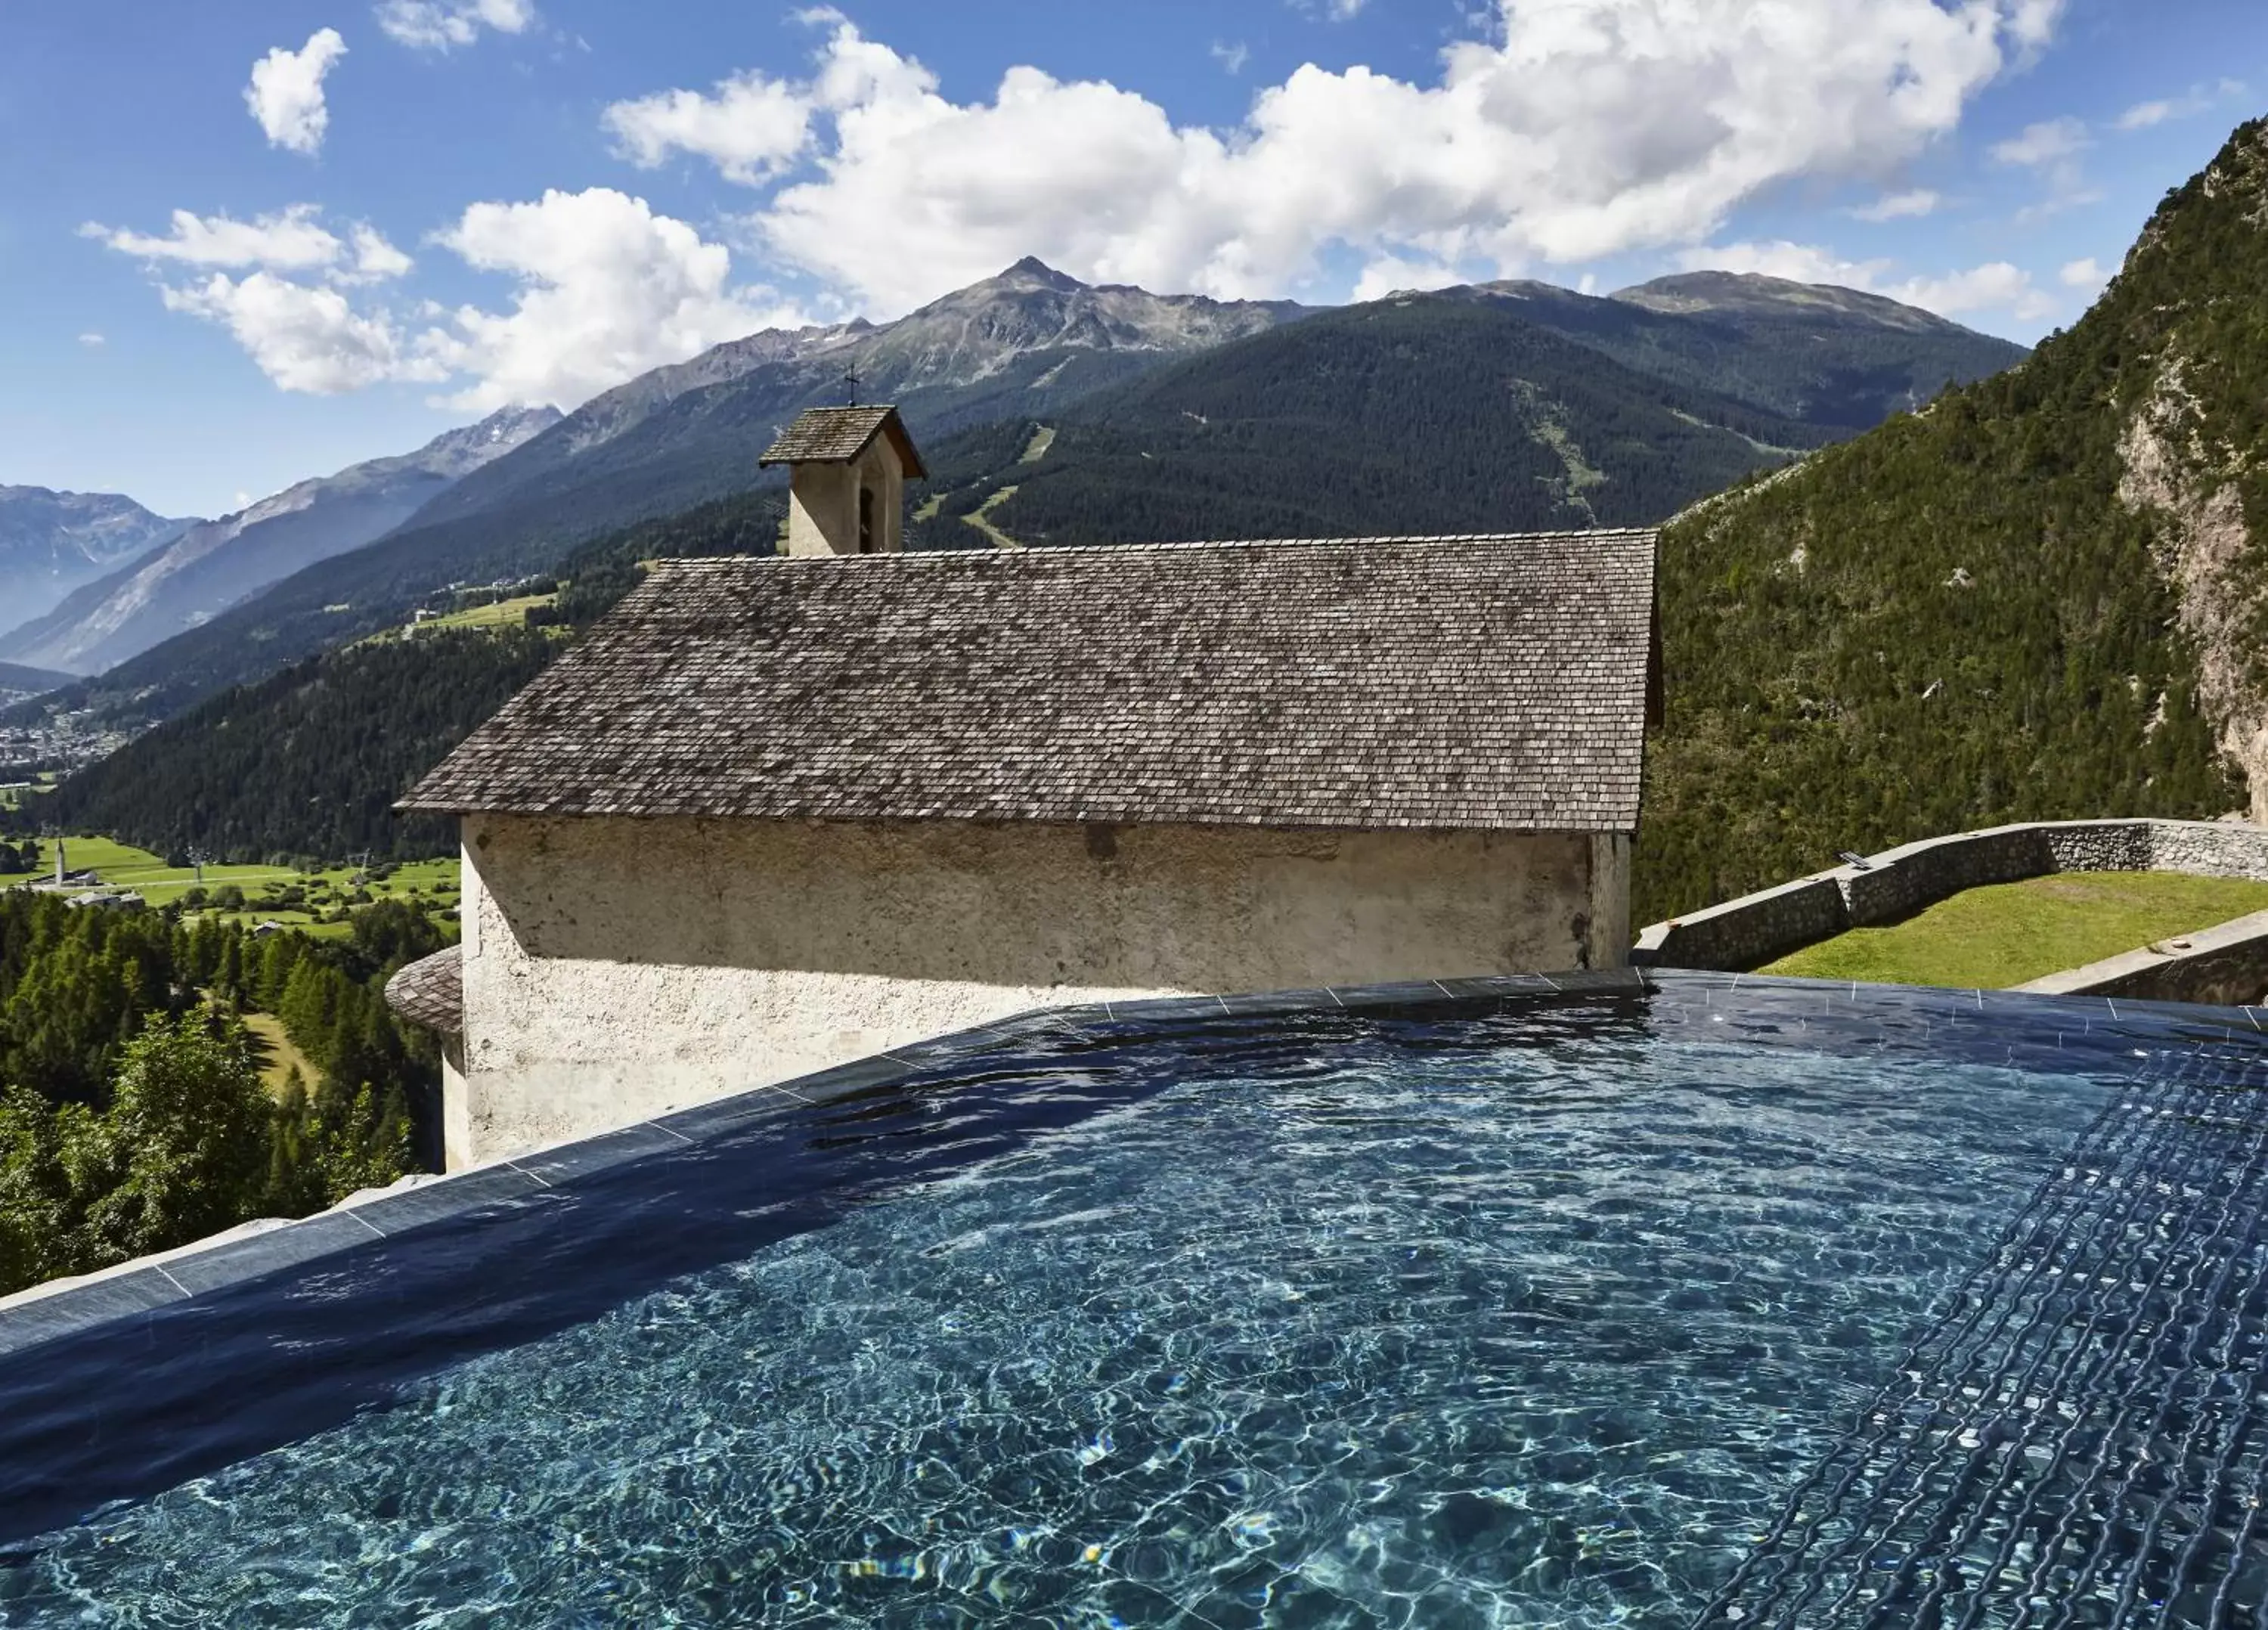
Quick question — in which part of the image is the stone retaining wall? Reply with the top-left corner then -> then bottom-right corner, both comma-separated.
1634,820 -> 2268,972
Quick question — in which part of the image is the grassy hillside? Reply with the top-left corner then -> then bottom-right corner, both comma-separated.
1761,872 -> 2268,988
1636,119 -> 2268,924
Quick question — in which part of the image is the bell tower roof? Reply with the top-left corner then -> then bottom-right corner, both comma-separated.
758,404 -> 927,479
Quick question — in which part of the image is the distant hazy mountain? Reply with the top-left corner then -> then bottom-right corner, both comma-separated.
906,271 -> 2027,547
0,407 -> 560,675
0,488 -> 194,627
0,660 -> 72,704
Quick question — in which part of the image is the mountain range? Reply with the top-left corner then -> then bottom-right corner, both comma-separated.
0,488 -> 194,628
3,261 -> 2021,761
0,407 -> 559,676
905,271 -> 2025,548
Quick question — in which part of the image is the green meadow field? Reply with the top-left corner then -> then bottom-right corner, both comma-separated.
0,836 -> 460,938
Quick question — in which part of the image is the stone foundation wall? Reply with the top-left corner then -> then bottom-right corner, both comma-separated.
1635,820 -> 2268,973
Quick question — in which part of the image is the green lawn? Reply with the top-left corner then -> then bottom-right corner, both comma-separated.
1,835 -> 459,934
1762,871 -> 2268,988
240,1009 -> 325,1096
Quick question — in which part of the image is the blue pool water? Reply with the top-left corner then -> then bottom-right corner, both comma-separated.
2,979 -> 2265,1627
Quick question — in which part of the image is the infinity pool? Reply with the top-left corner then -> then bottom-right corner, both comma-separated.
2,975 -> 2264,1627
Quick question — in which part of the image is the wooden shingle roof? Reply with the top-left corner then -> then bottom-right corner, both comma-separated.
399,531 -> 1658,833
758,405 -> 926,479
383,947 -> 461,1033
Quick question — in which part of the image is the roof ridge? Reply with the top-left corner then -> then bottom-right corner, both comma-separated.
652,529 -> 1657,570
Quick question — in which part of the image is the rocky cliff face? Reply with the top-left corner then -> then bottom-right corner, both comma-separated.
2119,369 -> 2268,819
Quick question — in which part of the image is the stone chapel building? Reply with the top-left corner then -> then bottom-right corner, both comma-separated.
388,404 -> 1660,1169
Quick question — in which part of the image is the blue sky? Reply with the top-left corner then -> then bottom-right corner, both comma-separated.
2,0 -> 2261,519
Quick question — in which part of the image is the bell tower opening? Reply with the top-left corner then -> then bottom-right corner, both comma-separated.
858,485 -> 876,554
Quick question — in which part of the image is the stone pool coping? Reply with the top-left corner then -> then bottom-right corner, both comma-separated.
3,967 -> 2263,1362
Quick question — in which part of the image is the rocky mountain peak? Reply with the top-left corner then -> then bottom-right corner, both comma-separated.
990,256 -> 1088,293
408,404 -> 567,480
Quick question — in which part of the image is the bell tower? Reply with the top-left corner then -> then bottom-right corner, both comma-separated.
758,404 -> 928,558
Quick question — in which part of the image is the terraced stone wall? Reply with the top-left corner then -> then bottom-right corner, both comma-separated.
1634,820 -> 2268,973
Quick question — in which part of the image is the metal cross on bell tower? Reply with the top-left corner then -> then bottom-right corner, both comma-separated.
843,368 -> 861,407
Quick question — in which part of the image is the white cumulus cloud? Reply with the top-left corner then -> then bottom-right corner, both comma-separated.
245,29 -> 348,156
162,273 -> 435,394
604,1 -> 2062,315
414,187 -> 812,411
2117,79 -> 2247,132
89,206 -> 424,395
77,333 -> 105,348
82,204 -> 364,272
2059,256 -> 2110,293
88,191 -> 792,407
376,0 -> 534,51
1351,255 -> 1470,302
603,71 -> 813,184
1991,116 -> 2088,168
1990,115 -> 2099,220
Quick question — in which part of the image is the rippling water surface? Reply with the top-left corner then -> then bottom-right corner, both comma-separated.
4,1023 -> 2112,1627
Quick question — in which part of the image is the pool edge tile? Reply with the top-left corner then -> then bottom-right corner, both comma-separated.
0,1266 -> 187,1359
160,1212 -> 390,1298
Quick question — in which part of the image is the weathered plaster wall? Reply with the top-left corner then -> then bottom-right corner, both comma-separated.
1634,819 -> 2268,972
784,438 -> 906,556
454,813 -> 1624,1164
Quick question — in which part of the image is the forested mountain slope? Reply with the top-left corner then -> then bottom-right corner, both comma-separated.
1636,117 -> 2268,925
0,662 -> 70,702
1592,272 -> 2024,429
906,276 -> 2019,547
42,491 -> 785,863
